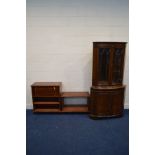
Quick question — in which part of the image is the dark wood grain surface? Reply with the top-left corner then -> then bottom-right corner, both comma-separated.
90,42 -> 126,118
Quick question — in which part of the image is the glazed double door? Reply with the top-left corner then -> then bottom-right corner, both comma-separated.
92,42 -> 126,86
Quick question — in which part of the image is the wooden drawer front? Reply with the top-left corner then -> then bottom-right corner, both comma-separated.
32,86 -> 60,97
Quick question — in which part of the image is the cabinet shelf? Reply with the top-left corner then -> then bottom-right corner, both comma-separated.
33,109 -> 61,113
33,105 -> 88,113
33,102 -> 60,105
32,95 -> 61,98
63,105 -> 88,113
62,92 -> 89,97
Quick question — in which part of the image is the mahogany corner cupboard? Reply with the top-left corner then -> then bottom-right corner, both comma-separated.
89,42 -> 126,118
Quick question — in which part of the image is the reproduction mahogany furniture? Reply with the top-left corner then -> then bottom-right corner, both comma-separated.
61,92 -> 89,112
89,42 -> 126,118
31,82 -> 62,112
31,82 -> 89,113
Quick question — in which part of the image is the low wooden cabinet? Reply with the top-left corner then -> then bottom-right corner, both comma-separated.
31,82 -> 89,113
31,82 -> 62,112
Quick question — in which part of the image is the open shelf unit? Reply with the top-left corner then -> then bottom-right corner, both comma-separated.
33,105 -> 88,113
31,82 -> 89,113
61,92 -> 89,113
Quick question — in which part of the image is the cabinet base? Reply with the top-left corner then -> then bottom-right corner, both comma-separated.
89,113 -> 123,119
89,86 -> 125,118
33,105 -> 88,113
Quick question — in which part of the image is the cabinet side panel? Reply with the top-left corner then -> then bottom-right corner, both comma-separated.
92,47 -> 98,86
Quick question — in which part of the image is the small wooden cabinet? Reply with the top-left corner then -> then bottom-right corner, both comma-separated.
31,82 -> 62,112
90,42 -> 126,118
31,82 -> 89,113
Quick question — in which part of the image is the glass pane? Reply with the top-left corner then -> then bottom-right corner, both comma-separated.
112,48 -> 122,83
98,48 -> 110,81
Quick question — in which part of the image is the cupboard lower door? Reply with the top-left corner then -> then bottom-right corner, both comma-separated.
89,87 -> 125,118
